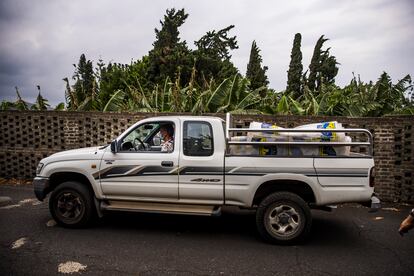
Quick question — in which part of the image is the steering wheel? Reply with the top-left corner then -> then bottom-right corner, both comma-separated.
133,137 -> 146,151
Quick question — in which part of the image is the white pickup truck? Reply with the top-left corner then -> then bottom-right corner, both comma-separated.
33,113 -> 379,244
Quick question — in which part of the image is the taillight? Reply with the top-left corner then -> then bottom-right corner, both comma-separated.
369,167 -> 375,187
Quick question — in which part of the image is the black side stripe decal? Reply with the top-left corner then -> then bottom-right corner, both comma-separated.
316,174 -> 367,178
96,165 -> 368,179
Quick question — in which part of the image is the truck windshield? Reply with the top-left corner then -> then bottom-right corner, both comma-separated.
123,123 -> 159,144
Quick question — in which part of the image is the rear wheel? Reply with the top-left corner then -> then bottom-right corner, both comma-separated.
256,192 -> 312,244
49,181 -> 96,228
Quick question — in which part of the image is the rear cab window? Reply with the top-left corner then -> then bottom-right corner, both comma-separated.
183,121 -> 214,156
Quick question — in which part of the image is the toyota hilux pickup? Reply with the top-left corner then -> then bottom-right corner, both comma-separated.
33,113 -> 379,244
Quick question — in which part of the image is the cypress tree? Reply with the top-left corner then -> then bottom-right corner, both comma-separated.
307,35 -> 339,91
286,33 -> 303,99
307,35 -> 327,91
246,40 -> 269,90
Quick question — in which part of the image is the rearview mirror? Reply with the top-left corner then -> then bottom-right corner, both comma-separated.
153,137 -> 161,146
110,140 -> 118,153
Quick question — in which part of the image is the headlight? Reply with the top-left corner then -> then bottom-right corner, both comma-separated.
36,163 -> 44,175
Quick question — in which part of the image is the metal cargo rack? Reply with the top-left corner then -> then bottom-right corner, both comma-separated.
225,113 -> 374,156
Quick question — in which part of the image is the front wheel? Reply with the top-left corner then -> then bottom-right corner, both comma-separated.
49,181 -> 96,228
256,192 -> 312,245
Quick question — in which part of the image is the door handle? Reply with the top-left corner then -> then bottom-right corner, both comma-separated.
161,161 -> 174,167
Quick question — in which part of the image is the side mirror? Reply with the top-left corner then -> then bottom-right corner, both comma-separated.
110,140 -> 118,153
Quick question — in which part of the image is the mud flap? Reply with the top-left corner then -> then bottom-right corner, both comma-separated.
94,197 -> 104,218
369,194 -> 381,213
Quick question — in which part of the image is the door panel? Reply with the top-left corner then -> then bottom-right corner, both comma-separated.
99,151 -> 179,200
99,119 -> 180,201
178,120 -> 225,204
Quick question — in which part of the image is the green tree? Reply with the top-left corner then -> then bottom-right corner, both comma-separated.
31,85 -> 50,111
307,35 -> 327,91
307,35 -> 339,91
191,74 -> 263,114
74,54 -> 96,95
97,62 -> 128,106
194,25 -> 239,85
63,77 -> 77,109
14,86 -> 29,110
372,72 -> 411,116
246,40 -> 269,91
286,33 -> 303,99
195,25 -> 238,60
148,8 -> 192,85
69,54 -> 97,109
0,101 -> 14,110
54,102 -> 65,111
0,86 -> 27,111
319,48 -> 339,86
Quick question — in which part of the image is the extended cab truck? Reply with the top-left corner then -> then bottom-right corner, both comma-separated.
33,114 -> 378,244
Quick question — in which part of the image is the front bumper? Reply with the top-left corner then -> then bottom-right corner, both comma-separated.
33,177 -> 50,201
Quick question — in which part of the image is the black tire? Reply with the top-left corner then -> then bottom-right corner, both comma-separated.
49,181 -> 96,228
256,192 -> 312,245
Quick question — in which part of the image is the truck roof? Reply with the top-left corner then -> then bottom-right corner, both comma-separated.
142,115 -> 224,122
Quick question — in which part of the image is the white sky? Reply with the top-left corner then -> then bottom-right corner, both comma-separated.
0,0 -> 413,105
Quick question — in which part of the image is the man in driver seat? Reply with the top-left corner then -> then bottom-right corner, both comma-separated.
159,124 -> 174,152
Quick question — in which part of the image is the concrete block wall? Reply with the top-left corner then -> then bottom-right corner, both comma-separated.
1,111 -> 413,202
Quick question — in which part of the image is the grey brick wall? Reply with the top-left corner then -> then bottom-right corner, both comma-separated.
1,111 -> 413,202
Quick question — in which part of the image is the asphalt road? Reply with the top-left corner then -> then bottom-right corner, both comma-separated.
0,184 -> 413,276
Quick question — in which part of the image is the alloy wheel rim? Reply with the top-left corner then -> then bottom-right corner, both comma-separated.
56,192 -> 84,221
267,204 -> 300,237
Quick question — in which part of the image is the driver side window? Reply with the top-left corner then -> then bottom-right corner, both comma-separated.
119,122 -> 174,153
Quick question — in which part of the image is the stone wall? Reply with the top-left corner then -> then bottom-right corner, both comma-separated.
1,111 -> 413,202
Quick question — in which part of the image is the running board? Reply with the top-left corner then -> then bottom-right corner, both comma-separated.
101,200 -> 221,216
